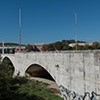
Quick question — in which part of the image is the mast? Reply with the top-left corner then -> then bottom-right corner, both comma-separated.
19,7 -> 22,51
75,12 -> 78,50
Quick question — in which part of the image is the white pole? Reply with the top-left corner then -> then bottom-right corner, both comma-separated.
19,7 -> 22,52
75,12 -> 78,50
2,41 -> 4,54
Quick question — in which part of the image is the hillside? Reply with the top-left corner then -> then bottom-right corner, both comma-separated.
0,42 -> 25,46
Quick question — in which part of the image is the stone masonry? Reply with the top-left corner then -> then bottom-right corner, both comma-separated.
1,50 -> 100,99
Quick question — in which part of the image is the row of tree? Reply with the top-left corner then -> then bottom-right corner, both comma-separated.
42,40 -> 100,51
24,40 -> 100,52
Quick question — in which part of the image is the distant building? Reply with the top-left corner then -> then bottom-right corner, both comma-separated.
15,46 -> 26,52
32,44 -> 43,51
0,43 -> 26,54
69,42 -> 93,47
0,46 -> 15,54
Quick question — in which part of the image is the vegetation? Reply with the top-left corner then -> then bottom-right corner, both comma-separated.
0,42 -> 25,46
42,40 -> 73,51
42,40 -> 100,51
26,44 -> 34,52
1,40 -> 100,52
26,44 -> 40,52
0,57 -> 14,78
0,56 -> 63,100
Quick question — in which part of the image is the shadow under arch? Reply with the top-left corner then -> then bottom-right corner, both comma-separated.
1,57 -> 15,77
25,64 -> 61,98
25,64 -> 55,81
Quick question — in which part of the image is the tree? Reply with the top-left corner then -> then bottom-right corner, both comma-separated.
26,44 -> 34,52
42,44 -> 48,51
0,57 -> 14,78
84,44 -> 92,50
92,42 -> 100,49
48,44 -> 55,51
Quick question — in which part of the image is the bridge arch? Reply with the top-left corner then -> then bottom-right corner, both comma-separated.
1,57 -> 15,76
25,63 -> 55,81
25,63 -> 60,96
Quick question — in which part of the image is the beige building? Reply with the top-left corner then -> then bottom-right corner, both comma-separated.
69,42 -> 93,47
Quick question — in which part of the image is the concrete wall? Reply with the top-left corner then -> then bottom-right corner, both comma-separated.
1,50 -> 100,99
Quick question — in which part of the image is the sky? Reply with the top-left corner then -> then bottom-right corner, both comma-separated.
0,0 -> 100,44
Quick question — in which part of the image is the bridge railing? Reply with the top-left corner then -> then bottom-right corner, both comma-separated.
1,49 -> 100,55
11,50 -> 100,54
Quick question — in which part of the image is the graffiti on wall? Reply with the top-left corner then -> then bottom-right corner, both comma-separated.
59,85 -> 100,100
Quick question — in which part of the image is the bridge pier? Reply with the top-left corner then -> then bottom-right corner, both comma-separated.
13,69 -> 25,77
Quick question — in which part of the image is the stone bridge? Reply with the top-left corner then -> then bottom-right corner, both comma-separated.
1,50 -> 100,100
